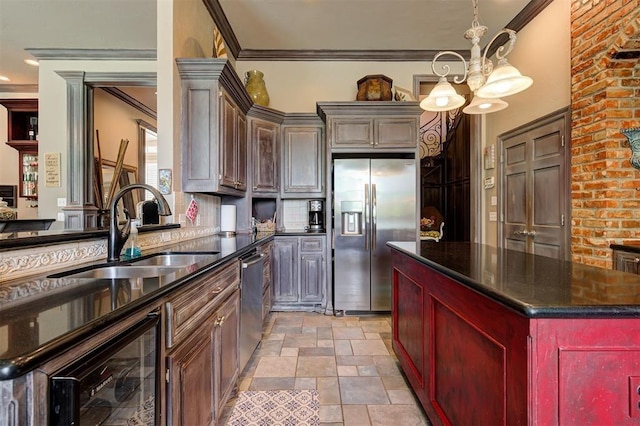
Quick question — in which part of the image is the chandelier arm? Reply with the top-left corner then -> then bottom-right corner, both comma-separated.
431,51 -> 468,84
481,28 -> 517,69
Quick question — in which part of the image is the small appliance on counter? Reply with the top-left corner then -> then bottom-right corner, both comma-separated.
306,200 -> 325,233
220,205 -> 237,236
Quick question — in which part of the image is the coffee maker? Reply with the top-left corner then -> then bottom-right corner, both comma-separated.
307,200 -> 325,232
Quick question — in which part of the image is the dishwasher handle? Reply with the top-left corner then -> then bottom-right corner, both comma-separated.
242,253 -> 264,268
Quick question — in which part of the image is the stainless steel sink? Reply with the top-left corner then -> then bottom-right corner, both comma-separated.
130,253 -> 219,267
60,265 -> 181,280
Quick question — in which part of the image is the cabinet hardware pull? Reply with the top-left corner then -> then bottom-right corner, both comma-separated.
635,258 -> 640,263
211,286 -> 223,295
216,315 -> 226,326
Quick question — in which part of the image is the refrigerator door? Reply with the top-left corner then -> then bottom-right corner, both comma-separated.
334,158 -> 371,312
370,159 -> 416,311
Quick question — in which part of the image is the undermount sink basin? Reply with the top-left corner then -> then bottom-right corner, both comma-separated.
59,265 -> 181,280
130,253 -> 219,267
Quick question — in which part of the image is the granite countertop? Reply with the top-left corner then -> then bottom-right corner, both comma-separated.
276,230 -> 327,236
611,243 -> 640,253
388,241 -> 640,318
0,232 -> 274,380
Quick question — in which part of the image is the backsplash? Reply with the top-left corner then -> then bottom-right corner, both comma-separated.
282,200 -> 308,231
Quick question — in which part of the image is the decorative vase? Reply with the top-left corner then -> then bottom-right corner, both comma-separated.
621,127 -> 640,170
244,70 -> 270,107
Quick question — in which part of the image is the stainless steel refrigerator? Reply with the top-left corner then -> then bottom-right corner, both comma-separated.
333,158 -> 416,313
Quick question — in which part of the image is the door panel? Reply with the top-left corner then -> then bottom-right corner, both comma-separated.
370,159 -> 416,311
334,159 -> 371,312
500,111 -> 569,259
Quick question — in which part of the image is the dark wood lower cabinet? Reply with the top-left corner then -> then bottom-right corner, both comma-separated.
392,249 -> 640,425
167,289 -> 240,426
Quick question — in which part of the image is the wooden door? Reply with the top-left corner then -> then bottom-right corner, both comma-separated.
219,90 -> 237,189
272,238 -> 299,303
214,290 -> 240,418
281,126 -> 324,197
500,109 -> 570,259
236,111 -> 247,190
299,253 -> 324,303
167,320 -> 215,426
252,119 -> 279,193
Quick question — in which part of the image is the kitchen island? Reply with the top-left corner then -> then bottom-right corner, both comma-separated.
389,241 -> 640,425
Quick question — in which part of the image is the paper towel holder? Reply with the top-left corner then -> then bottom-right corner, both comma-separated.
220,204 -> 237,237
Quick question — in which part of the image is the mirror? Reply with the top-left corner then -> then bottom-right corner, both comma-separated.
99,159 -> 139,219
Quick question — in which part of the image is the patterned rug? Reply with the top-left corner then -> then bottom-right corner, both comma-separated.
227,389 -> 320,425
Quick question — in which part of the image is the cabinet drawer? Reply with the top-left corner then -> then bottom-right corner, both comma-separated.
166,260 -> 240,348
300,237 -> 325,252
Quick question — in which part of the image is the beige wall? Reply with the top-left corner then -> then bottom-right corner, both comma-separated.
483,0 -> 572,246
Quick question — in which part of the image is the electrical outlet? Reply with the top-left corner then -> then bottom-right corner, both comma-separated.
57,212 -> 65,222
629,376 -> 640,417
57,197 -> 66,207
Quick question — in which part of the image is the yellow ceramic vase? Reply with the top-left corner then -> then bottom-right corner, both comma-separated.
245,70 -> 270,107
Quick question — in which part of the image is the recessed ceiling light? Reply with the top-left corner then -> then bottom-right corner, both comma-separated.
24,59 -> 39,67
0,75 -> 10,82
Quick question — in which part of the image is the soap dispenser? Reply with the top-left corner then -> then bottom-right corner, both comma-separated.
123,219 -> 141,259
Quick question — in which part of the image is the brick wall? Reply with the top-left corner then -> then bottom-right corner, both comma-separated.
571,0 -> 640,268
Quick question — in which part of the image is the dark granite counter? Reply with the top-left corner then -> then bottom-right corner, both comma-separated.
0,232 -> 274,380
388,241 -> 640,318
276,230 -> 326,236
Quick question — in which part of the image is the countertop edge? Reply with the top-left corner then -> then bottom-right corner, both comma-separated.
388,241 -> 640,319
0,232 -> 275,381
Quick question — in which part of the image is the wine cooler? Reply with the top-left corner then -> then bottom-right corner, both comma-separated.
49,313 -> 160,425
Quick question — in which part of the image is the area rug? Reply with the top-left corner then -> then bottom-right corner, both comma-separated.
227,389 -> 320,425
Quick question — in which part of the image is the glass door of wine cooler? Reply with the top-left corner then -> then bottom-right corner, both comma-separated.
50,313 -> 160,425
20,151 -> 38,199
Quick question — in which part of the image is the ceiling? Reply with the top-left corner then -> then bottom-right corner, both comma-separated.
0,0 -> 547,97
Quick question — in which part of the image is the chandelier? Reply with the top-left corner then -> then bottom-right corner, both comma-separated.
420,0 -> 533,115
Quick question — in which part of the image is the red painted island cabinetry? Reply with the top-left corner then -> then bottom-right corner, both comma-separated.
391,248 -> 640,425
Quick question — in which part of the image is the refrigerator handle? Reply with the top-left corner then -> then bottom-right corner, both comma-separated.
372,183 -> 377,250
364,183 -> 370,250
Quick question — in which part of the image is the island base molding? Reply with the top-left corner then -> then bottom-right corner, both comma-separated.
391,249 -> 640,425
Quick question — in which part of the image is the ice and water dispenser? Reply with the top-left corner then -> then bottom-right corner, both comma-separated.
340,201 -> 363,235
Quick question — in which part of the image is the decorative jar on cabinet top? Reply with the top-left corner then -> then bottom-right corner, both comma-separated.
244,70 -> 270,107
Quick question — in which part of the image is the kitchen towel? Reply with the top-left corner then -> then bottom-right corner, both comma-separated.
186,197 -> 198,225
221,205 -> 237,233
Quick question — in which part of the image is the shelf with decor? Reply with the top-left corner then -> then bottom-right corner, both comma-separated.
1,99 -> 39,199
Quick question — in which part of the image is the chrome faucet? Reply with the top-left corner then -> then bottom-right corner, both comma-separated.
107,183 -> 172,262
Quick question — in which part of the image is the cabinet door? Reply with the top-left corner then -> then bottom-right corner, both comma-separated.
272,238 -> 299,302
236,111 -> 247,191
331,118 -> 373,148
214,290 -> 240,419
300,253 -> 324,303
167,320 -> 215,426
219,90 -> 237,190
281,126 -> 324,197
375,118 -> 418,148
613,250 -> 640,274
252,119 -> 279,193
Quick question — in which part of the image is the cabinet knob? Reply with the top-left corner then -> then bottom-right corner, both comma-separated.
635,258 -> 640,264
215,315 -> 226,327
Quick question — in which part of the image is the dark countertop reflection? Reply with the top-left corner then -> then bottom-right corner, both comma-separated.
0,232 -> 273,380
389,241 -> 640,318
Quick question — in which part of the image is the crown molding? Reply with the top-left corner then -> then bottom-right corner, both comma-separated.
207,0 -> 553,62
25,48 -> 157,61
0,84 -> 38,93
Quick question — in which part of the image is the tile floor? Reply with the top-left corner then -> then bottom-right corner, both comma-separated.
220,311 -> 431,425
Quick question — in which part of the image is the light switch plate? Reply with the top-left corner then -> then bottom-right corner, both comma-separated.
491,196 -> 497,206
57,198 -> 66,207
489,211 -> 497,222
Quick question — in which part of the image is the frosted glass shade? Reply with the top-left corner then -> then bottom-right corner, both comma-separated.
476,58 -> 533,98
420,77 -> 466,112
463,96 -> 508,114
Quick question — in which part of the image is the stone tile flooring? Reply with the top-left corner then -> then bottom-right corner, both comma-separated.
220,311 -> 431,425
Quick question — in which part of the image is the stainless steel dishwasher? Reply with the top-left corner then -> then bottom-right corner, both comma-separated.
239,249 -> 265,372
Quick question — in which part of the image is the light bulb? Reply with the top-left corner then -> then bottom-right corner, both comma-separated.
435,97 -> 449,107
